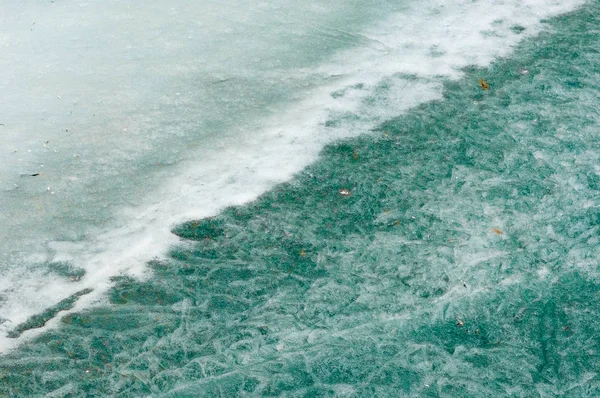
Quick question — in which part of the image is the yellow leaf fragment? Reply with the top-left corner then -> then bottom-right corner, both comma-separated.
478,78 -> 490,90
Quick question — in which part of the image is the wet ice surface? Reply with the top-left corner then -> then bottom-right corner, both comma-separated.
1,1 -> 600,395
0,0 -> 587,352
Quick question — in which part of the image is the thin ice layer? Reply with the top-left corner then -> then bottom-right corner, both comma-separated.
1,2 -> 599,395
0,0 -> 587,350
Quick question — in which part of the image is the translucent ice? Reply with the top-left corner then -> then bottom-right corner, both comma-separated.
0,0 -> 588,354
1,1 -> 600,396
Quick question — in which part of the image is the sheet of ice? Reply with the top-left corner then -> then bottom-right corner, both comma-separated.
0,0 -> 586,351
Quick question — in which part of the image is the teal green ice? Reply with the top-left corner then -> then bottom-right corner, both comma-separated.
2,3 -> 600,397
